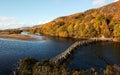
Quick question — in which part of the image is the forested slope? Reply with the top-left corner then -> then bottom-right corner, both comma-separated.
30,1 -> 120,39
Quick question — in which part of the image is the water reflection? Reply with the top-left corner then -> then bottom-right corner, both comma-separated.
0,35 -> 120,75
69,42 -> 120,72
0,36 -> 74,75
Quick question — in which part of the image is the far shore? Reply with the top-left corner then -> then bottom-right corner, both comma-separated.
0,34 -> 37,41
0,33 -> 120,42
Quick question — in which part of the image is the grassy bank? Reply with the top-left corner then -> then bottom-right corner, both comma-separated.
13,57 -> 120,75
113,37 -> 120,42
0,29 -> 22,34
0,34 -> 36,41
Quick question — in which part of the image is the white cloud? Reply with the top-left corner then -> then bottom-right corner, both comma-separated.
93,0 -> 105,5
114,0 -> 119,2
38,20 -> 51,25
0,23 -> 30,30
0,16 -> 31,29
0,16 -> 17,23
93,0 -> 119,5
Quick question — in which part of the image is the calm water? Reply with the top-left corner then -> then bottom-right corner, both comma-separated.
69,42 -> 120,72
0,35 -> 74,75
0,35 -> 120,75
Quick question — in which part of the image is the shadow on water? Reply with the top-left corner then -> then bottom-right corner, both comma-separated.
62,41 -> 120,73
0,33 -> 120,74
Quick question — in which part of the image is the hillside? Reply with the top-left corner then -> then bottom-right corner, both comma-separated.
30,1 -> 120,39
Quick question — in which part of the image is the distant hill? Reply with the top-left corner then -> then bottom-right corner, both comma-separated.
18,27 -> 31,30
30,1 -> 120,39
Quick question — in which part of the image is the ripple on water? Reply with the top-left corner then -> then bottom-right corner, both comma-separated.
0,37 -> 74,75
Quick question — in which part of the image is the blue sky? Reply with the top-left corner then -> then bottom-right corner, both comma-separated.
0,0 -> 118,29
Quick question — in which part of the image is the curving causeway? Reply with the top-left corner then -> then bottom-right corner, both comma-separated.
50,38 -> 113,64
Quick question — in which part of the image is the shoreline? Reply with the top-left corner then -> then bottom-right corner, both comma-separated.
0,34 -> 37,41
0,33 -> 120,42
37,33 -> 120,42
